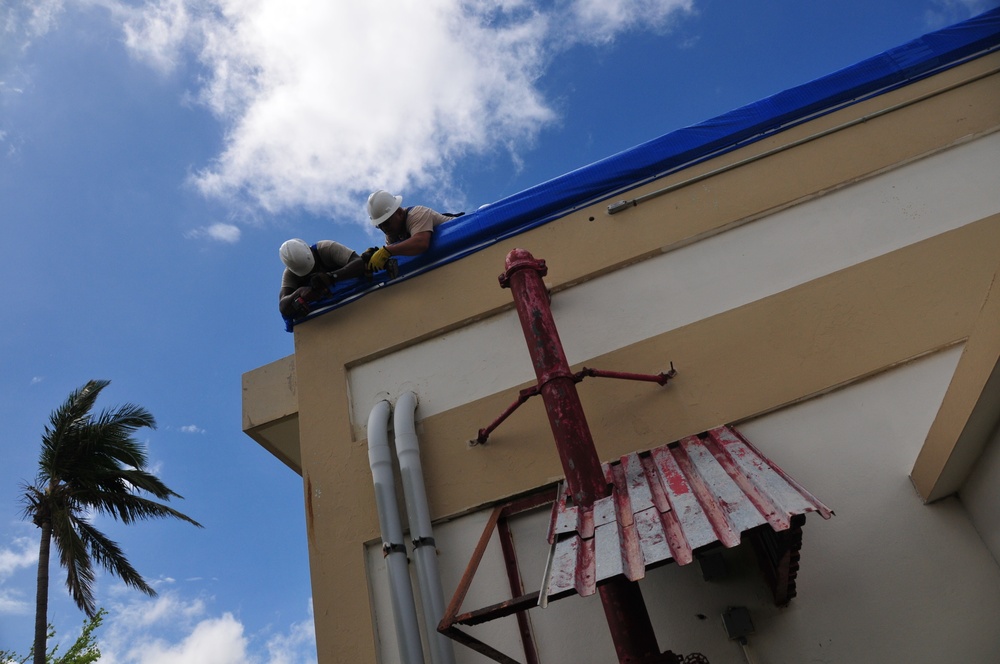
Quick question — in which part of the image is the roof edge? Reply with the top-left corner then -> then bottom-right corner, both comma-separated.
288,7 -> 1000,332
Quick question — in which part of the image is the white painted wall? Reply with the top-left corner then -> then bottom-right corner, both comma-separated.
365,346 -> 1000,663
961,425 -> 1000,565
348,132 -> 1000,433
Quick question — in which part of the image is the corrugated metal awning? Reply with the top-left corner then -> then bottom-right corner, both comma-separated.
541,426 -> 833,604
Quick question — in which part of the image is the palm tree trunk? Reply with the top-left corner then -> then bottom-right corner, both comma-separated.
33,520 -> 51,664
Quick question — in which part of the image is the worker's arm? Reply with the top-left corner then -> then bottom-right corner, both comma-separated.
330,254 -> 366,280
386,231 -> 432,256
308,254 -> 366,295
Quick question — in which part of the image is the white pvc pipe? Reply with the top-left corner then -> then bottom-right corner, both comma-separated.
394,392 -> 457,664
368,400 -> 425,664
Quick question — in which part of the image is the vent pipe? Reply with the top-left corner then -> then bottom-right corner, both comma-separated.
367,400 -> 425,664
395,391 -> 457,664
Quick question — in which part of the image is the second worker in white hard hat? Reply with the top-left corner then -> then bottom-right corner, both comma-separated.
363,190 -> 463,273
278,238 -> 366,320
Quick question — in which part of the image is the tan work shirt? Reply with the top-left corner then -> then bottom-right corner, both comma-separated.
385,206 -> 449,244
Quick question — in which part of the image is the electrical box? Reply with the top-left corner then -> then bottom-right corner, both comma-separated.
722,606 -> 755,641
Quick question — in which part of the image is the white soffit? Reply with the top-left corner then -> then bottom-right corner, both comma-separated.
348,133 -> 1000,430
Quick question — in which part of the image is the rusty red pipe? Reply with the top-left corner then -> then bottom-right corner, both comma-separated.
499,248 -> 663,664
499,249 -> 608,507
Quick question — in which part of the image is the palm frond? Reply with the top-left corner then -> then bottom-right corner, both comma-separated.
109,467 -> 180,501
19,482 -> 48,527
79,489 -> 203,528
50,505 -> 97,617
38,380 -> 111,483
75,520 -> 156,597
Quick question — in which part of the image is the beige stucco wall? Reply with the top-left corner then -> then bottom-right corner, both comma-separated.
243,52 -> 1000,663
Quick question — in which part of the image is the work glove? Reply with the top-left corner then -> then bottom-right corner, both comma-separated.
310,271 -> 336,292
367,246 -> 393,271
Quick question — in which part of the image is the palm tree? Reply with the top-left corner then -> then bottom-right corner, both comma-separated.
21,380 -> 202,664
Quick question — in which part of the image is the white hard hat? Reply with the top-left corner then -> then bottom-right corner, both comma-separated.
279,239 -> 315,277
367,190 -> 403,227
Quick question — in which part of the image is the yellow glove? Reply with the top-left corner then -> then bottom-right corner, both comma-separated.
367,246 -> 393,271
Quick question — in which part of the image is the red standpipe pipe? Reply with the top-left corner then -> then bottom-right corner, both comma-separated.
499,248 -> 662,664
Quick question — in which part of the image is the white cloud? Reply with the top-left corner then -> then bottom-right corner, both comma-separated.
179,424 -> 205,434
0,589 -> 31,614
0,537 -> 37,580
568,0 -> 692,44
121,0 -> 192,75
99,592 -> 316,664
1,0 -> 65,46
116,0 -> 694,223
1,0 -> 65,106
184,223 -> 241,243
925,0 -> 998,27
116,614 -> 248,664
0,537 -> 37,616
264,600 -> 316,664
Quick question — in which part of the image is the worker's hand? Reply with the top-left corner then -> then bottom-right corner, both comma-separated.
290,296 -> 311,317
361,247 -> 379,277
385,258 -> 399,280
367,246 -> 393,271
310,271 -> 336,292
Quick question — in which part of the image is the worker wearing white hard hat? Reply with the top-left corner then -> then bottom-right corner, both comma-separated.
278,239 -> 365,319
363,190 -> 462,273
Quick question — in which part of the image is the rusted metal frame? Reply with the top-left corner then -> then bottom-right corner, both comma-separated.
437,502 -> 526,664
440,505 -> 502,632
500,485 -> 560,520
451,591 -> 541,626
498,511 -> 540,663
473,385 -> 541,446
439,489 -> 558,664
574,365 -> 677,387
500,249 -> 665,664
440,489 -> 555,629
473,366 -> 676,446
437,624 -> 523,664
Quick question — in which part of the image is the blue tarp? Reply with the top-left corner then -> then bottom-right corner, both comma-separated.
288,7 -> 1000,331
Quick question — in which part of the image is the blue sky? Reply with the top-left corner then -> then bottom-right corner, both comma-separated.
1,0 -> 996,660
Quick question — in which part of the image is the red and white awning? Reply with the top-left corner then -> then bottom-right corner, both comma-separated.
542,426 -> 833,603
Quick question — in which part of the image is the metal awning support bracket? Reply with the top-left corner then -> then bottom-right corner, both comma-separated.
472,365 -> 677,446
438,489 -> 556,664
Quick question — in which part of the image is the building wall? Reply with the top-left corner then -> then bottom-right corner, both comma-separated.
244,52 -> 1000,662
962,424 -> 1000,563
366,347 -> 1000,664
346,132 -> 1000,433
